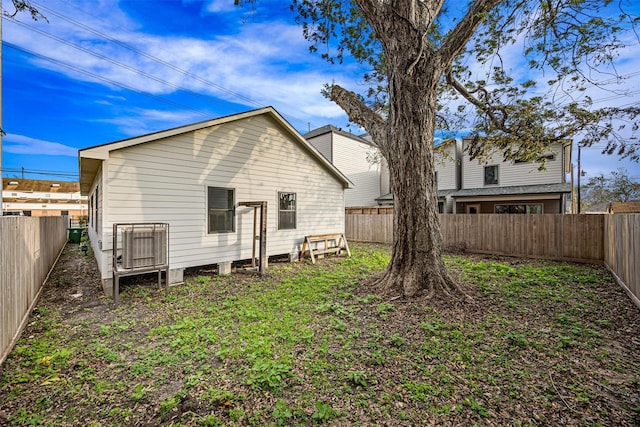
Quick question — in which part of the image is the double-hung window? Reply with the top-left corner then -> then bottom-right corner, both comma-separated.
278,192 -> 296,230
208,187 -> 235,233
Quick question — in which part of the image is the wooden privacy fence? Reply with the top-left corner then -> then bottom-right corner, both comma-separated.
346,209 -> 640,308
345,212 -> 604,263
605,214 -> 640,308
1,216 -> 68,365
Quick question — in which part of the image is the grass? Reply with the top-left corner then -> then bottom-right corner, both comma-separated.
0,243 -> 639,426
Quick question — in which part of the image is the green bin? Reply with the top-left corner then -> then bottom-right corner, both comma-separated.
68,227 -> 84,243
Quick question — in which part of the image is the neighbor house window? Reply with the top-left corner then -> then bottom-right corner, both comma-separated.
208,187 -> 235,233
278,192 -> 296,230
484,165 -> 498,185
495,204 -> 543,214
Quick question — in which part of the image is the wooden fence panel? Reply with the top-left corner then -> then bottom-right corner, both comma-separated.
1,217 -> 67,366
346,212 -> 605,263
605,214 -> 640,308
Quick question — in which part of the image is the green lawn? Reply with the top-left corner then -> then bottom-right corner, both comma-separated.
1,243 -> 638,426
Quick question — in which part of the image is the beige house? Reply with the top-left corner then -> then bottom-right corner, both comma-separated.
453,137 -> 572,214
2,178 -> 87,221
79,107 -> 351,292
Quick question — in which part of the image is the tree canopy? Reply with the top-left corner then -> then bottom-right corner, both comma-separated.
235,0 -> 640,298
283,0 -> 640,162
582,167 -> 640,208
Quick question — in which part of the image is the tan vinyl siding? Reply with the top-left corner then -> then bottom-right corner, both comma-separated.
462,142 -> 565,189
331,133 -> 381,207
98,115 -> 344,280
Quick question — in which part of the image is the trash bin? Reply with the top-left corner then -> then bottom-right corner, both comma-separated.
68,227 -> 84,243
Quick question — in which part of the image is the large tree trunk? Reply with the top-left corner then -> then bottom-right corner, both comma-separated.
373,58 -> 462,298
329,0 -> 489,299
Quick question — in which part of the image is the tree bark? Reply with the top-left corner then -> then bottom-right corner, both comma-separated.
330,1 -> 471,299
377,53 -> 462,298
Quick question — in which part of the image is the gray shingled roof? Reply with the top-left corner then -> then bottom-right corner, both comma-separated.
304,125 -> 373,146
453,183 -> 571,197
374,189 -> 459,203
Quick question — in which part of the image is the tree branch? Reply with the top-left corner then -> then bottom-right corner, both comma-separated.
439,0 -> 502,63
444,67 -> 508,131
330,84 -> 387,150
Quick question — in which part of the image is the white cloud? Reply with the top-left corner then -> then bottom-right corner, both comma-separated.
3,1 -> 352,131
3,134 -> 78,157
203,0 -> 237,13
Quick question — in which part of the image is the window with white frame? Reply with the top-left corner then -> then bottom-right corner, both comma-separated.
278,192 -> 296,230
208,187 -> 235,233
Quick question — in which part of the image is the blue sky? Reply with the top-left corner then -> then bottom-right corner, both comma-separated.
1,0 -> 639,183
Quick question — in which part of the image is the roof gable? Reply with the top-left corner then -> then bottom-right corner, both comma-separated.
79,107 -> 352,194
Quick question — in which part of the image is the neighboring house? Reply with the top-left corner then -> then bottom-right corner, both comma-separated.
2,178 -> 88,220
79,107 -> 351,293
453,137 -> 572,214
434,139 -> 462,213
607,201 -> 640,213
305,125 -> 387,207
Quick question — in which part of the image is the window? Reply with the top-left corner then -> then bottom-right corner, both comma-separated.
484,165 -> 498,185
495,204 -> 543,214
278,192 -> 296,230
23,211 -> 32,216
208,187 -> 235,233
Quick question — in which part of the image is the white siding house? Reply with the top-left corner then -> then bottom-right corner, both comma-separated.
305,125 -> 383,207
434,139 -> 462,213
453,137 -> 572,213
79,107 -> 351,293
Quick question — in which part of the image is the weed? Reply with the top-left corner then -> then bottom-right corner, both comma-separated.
376,302 -> 395,318
390,333 -> 406,347
347,371 -> 369,388
198,414 -> 224,426
312,402 -> 337,423
272,400 -> 294,425
159,396 -> 180,416
130,384 -> 148,402
247,359 -> 291,391
505,332 -> 529,349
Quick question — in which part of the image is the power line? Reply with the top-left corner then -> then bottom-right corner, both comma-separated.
26,1 -> 321,130
7,17 -> 242,113
4,42 -> 212,118
1,167 -> 78,178
28,1 -> 265,108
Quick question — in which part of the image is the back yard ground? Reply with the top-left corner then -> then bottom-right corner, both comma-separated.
0,242 -> 639,426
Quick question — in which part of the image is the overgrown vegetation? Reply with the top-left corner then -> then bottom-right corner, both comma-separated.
0,243 -> 638,425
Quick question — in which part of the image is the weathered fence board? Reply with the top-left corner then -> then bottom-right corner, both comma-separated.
605,214 -> 640,308
1,217 -> 67,366
346,213 -> 605,263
